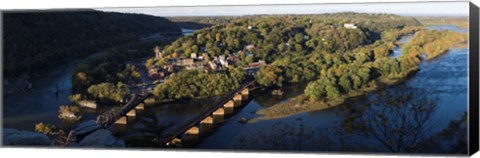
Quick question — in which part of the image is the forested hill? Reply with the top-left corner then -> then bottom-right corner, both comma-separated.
3,10 -> 181,78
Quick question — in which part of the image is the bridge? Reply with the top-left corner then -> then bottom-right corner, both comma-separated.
156,80 -> 258,147
96,93 -> 154,128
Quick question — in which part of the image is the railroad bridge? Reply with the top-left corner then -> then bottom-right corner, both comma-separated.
157,80 -> 258,147
96,93 -> 154,128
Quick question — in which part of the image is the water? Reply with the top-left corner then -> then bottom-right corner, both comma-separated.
181,28 -> 196,36
2,59 -> 90,130
195,25 -> 469,153
426,25 -> 469,33
391,34 -> 414,58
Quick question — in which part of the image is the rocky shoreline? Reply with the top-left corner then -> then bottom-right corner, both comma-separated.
3,120 -> 125,148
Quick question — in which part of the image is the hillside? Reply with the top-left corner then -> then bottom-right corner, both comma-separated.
3,10 -> 181,78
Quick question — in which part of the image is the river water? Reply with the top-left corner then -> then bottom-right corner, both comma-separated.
3,59 -> 90,131
192,25 -> 469,153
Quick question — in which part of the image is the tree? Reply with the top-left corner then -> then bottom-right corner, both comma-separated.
339,75 -> 352,93
305,80 -> 327,100
228,66 -> 246,83
145,58 -> 155,68
325,85 -> 340,99
131,71 -> 141,83
255,65 -> 285,87
245,55 -> 254,64
87,82 -> 129,102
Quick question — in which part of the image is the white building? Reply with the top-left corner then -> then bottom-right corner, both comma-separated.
219,58 -> 229,68
344,23 -> 358,29
190,53 -> 197,59
246,44 -> 255,50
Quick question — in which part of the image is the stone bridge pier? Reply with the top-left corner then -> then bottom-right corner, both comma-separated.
200,116 -> 214,135
184,126 -> 200,144
114,101 -> 147,134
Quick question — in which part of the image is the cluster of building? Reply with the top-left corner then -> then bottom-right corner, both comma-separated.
147,45 -> 265,80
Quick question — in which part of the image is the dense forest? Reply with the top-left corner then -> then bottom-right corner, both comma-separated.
3,10 -> 181,78
151,13 -> 424,101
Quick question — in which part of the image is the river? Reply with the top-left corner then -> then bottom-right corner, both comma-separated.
191,25 -> 469,153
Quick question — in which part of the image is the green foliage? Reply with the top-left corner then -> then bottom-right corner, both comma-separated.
131,71 -> 141,83
255,65 -> 285,87
87,82 -> 130,102
58,105 -> 82,121
153,68 -> 244,100
35,123 -> 60,136
304,74 -> 338,100
145,58 -> 156,68
68,94 -> 82,103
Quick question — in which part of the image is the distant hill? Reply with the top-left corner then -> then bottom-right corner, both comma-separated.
3,10 -> 181,78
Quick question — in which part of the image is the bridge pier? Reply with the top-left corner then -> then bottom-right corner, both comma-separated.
233,94 -> 243,107
200,116 -> 213,135
241,88 -> 249,99
185,126 -> 199,136
184,126 -> 200,144
135,103 -> 145,112
233,94 -> 242,101
167,138 -> 182,147
114,116 -> 128,134
212,107 -> 225,123
223,100 -> 235,115
126,109 -> 136,123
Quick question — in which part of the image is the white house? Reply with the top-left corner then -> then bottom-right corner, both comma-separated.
344,23 -> 358,29
190,53 -> 197,59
